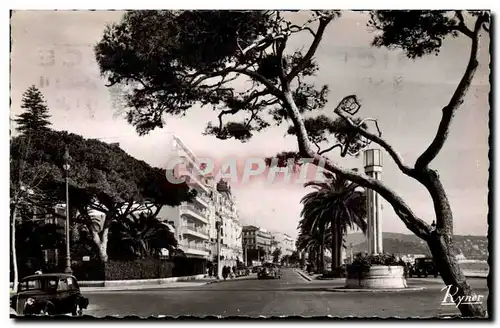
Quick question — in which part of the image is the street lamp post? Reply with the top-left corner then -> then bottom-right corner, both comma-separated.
216,215 -> 222,279
243,241 -> 247,266
63,148 -> 72,274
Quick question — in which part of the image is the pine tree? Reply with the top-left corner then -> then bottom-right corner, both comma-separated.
14,85 -> 52,134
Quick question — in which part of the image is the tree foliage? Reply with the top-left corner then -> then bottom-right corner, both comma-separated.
95,10 -> 490,316
11,129 -> 194,211
271,247 -> 282,263
108,212 -> 178,260
10,129 -> 195,261
95,10 -> 335,140
14,85 -> 52,134
299,171 -> 366,274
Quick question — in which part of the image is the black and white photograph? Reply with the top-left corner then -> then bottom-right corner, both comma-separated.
7,4 -> 492,320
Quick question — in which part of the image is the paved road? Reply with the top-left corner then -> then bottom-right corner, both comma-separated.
83,269 -> 489,318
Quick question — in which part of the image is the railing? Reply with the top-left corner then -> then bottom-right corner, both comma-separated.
193,193 -> 211,207
181,203 -> 209,221
181,242 -> 211,253
181,224 -> 209,237
199,193 -> 212,203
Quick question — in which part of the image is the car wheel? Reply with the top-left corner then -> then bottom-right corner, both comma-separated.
42,303 -> 54,316
434,274 -> 438,278
72,304 -> 83,316
417,273 -> 421,278
424,272 -> 428,278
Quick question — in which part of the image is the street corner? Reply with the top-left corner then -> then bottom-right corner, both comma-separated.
294,269 -> 313,281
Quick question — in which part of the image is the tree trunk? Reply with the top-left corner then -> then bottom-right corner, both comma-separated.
92,227 -> 110,262
316,249 -> 321,273
427,233 -> 486,317
331,220 -> 341,275
320,231 -> 325,273
11,205 -> 18,292
419,170 -> 486,317
336,228 -> 343,268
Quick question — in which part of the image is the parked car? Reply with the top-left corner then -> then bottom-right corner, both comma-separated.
252,266 -> 261,273
10,273 -> 89,316
408,257 -> 439,278
258,263 -> 282,279
236,266 -> 250,277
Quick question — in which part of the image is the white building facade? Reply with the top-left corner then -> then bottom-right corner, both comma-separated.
209,179 -> 243,269
160,135 -> 243,265
271,232 -> 295,260
160,135 -> 213,259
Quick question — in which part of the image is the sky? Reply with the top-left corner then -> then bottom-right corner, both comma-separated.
10,10 -> 490,240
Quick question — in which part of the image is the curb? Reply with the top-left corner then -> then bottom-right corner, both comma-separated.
465,275 -> 487,279
81,281 -> 210,292
206,276 -> 255,284
10,274 -> 209,289
295,269 -> 312,281
326,286 -> 426,293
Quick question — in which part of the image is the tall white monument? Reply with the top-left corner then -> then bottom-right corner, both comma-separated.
363,148 -> 383,254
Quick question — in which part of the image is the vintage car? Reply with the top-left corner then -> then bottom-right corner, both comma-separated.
10,273 -> 89,316
408,257 -> 439,278
257,263 -> 282,279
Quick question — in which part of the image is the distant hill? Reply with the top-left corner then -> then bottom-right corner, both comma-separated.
346,232 -> 488,260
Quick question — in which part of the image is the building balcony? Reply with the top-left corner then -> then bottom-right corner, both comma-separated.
178,170 -> 209,194
180,204 -> 209,224
181,224 -> 209,240
180,241 -> 211,257
193,193 -> 211,208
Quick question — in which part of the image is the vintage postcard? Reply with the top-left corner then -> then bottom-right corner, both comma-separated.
9,9 -> 491,320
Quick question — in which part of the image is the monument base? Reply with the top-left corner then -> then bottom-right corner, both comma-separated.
345,265 -> 407,289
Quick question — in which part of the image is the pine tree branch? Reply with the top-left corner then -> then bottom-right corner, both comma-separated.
415,14 -> 485,170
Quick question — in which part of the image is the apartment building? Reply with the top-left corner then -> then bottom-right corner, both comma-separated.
162,135 -> 244,265
271,232 -> 295,259
207,178 -> 243,269
160,135 -> 213,259
242,225 -> 272,265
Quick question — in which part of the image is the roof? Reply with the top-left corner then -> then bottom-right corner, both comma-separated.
21,273 -> 76,281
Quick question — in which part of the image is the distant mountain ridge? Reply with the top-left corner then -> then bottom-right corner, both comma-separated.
346,232 -> 488,260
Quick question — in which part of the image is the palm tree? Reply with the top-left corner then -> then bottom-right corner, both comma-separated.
109,212 -> 178,260
300,171 -> 367,276
295,228 -> 329,272
296,218 -> 333,272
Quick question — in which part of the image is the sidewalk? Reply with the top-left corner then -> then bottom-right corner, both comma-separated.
81,274 -> 256,292
81,281 -> 209,292
295,268 -> 487,283
9,273 -> 257,294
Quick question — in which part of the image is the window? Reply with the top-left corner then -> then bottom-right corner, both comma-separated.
57,278 -> 69,291
47,279 -> 57,289
18,279 -> 41,291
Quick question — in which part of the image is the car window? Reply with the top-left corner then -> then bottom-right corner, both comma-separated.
57,278 -> 69,291
47,279 -> 58,289
18,279 -> 42,291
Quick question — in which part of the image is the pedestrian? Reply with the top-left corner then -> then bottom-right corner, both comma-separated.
222,266 -> 228,280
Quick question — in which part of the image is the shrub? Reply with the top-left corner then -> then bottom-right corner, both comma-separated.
104,259 -> 174,280
347,253 -> 404,278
